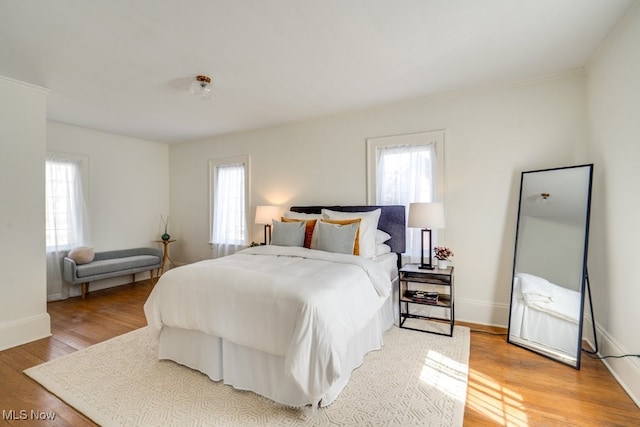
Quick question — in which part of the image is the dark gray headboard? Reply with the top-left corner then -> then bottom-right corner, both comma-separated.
289,205 -> 406,254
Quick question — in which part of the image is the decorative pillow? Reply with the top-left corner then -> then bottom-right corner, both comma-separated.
280,217 -> 317,249
282,211 -> 323,248
318,218 -> 362,255
375,229 -> 391,244
375,243 -> 392,257
322,209 -> 381,258
271,220 -> 306,247
316,220 -> 360,255
68,246 -> 95,265
321,218 -> 361,255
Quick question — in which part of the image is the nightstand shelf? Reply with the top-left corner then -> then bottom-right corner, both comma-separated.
399,264 -> 454,336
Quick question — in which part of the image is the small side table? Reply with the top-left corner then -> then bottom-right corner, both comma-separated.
399,264 -> 454,336
156,239 -> 176,274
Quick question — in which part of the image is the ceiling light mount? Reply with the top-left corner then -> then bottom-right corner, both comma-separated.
189,75 -> 213,99
535,192 -> 552,204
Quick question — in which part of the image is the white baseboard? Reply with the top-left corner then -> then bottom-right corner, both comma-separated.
0,313 -> 51,351
592,323 -> 640,407
456,297 -> 510,328
47,292 -> 63,302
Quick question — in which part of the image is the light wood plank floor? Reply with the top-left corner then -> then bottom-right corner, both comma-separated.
1,281 -> 638,426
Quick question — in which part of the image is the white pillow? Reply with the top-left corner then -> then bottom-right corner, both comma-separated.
375,229 -> 391,244
321,209 -> 381,258
516,273 -> 553,303
68,246 -> 95,265
282,211 -> 323,248
375,243 -> 392,257
282,211 -> 323,220
316,221 -> 359,255
271,220 -> 305,247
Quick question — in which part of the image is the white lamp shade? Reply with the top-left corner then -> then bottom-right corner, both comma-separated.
255,205 -> 280,225
408,202 -> 445,229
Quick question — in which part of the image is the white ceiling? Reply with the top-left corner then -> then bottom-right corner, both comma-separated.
521,165 -> 593,227
0,0 -> 633,144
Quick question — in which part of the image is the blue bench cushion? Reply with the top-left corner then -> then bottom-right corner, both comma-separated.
75,255 -> 161,278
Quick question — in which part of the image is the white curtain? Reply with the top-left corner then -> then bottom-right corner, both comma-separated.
45,157 -> 89,300
211,163 -> 247,258
376,143 -> 436,262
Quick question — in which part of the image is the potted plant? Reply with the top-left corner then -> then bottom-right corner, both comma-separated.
433,246 -> 453,269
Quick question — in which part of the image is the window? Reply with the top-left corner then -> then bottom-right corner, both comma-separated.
367,131 -> 445,261
45,154 -> 88,250
376,144 -> 435,205
209,155 -> 250,257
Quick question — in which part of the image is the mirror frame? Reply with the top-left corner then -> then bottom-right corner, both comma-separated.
507,164 -> 594,369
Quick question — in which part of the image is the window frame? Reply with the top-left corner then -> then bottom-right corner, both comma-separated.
366,130 -> 445,205
208,155 -> 251,245
366,130 -> 446,258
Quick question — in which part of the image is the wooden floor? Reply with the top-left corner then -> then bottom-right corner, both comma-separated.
1,281 -> 638,426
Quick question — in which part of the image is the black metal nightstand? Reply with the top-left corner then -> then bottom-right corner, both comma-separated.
399,264 -> 454,336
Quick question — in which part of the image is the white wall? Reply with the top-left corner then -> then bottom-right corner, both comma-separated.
47,122 -> 170,298
586,2 -> 640,406
170,73 -> 588,327
0,76 -> 50,351
517,216 -> 584,291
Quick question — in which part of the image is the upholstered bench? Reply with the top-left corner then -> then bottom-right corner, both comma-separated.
63,247 -> 163,298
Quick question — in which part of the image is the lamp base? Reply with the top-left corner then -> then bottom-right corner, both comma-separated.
263,224 -> 272,245
419,228 -> 435,270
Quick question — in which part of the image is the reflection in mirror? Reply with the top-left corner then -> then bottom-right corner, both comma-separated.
507,164 -> 593,369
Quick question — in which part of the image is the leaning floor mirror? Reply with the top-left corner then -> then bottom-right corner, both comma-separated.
507,164 -> 593,369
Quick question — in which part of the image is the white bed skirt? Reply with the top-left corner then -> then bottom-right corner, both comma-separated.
158,280 -> 397,408
510,279 -> 579,356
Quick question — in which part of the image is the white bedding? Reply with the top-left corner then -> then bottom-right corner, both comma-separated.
510,273 -> 581,356
144,245 -> 392,403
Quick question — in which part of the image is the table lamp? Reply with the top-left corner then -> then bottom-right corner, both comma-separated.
408,202 -> 445,269
255,205 -> 279,245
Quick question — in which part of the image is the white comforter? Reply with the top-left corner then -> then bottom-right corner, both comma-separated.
144,245 -> 391,401
516,272 -> 580,324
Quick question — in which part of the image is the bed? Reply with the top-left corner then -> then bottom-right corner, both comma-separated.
144,205 -> 405,407
509,272 -> 581,356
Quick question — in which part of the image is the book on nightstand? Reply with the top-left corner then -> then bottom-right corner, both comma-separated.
404,290 -> 439,304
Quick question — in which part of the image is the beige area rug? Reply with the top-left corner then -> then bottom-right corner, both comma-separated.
25,325 -> 469,427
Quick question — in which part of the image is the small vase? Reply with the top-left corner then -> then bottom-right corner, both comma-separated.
161,233 -> 171,241
437,259 -> 448,269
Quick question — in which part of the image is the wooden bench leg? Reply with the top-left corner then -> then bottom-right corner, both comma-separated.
81,282 -> 89,299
